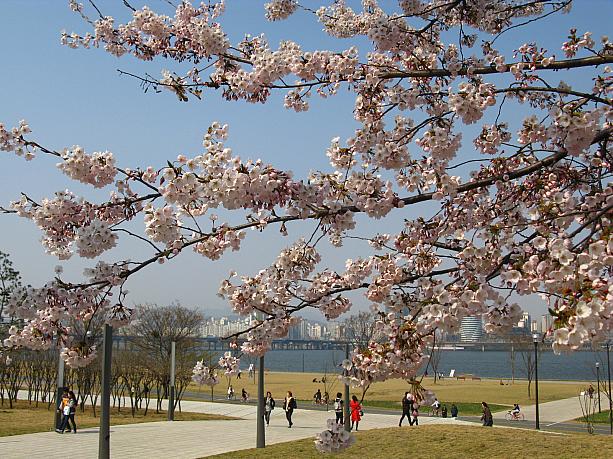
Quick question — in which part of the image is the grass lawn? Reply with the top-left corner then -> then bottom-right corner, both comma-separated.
573,409 -> 613,424
189,372 -> 588,408
207,424 -> 613,459
0,400 -> 237,437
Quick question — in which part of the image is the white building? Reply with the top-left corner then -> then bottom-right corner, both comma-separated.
459,317 -> 484,342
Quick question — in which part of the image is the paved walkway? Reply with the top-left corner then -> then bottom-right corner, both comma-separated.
492,394 -> 592,424
1,397 -> 473,458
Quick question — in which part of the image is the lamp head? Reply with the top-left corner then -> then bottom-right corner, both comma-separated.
532,333 -> 539,343
596,362 -> 600,368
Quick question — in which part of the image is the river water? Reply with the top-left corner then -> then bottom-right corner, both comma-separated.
235,349 -> 607,381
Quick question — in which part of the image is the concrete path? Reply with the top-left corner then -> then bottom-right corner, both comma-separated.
492,394 -> 592,424
1,398 -> 473,459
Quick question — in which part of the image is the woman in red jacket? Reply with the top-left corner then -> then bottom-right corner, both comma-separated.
350,395 -> 362,431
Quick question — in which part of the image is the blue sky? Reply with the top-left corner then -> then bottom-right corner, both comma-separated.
0,1 -> 611,320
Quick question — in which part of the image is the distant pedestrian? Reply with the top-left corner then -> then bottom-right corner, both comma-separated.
450,404 -> 458,418
283,391 -> 297,428
441,405 -> 448,418
399,392 -> 413,427
350,395 -> 362,431
241,388 -> 249,402
587,384 -> 595,398
323,392 -> 329,405
66,390 -> 78,433
264,391 -> 275,426
248,363 -> 255,378
334,392 -> 344,424
431,398 -> 441,416
237,369 -> 242,379
314,389 -> 322,404
411,406 -> 419,426
481,402 -> 493,427
227,385 -> 234,400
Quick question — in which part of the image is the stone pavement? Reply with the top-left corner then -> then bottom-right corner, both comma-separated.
1,397 -> 472,459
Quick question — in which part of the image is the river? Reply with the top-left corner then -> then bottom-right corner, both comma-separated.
233,349 -> 607,381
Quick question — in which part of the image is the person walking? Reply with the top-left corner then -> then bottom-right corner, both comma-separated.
227,385 -> 234,400
481,401 -> 493,427
350,395 -> 362,431
241,388 -> 249,402
264,391 -> 275,426
65,390 -> 78,433
411,406 -> 419,426
334,392 -> 344,424
56,389 -> 72,433
399,392 -> 413,426
450,404 -> 458,418
283,391 -> 297,428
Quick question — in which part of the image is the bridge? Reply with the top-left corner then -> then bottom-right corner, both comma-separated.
112,335 -> 563,352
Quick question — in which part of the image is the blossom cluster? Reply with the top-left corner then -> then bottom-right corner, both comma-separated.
218,352 -> 240,376
192,360 -> 220,387
314,419 -> 355,453
57,146 -> 117,188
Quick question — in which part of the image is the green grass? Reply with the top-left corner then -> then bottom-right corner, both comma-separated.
0,399 -> 237,437
592,410 -> 613,424
207,425 -> 613,459
574,409 -> 613,424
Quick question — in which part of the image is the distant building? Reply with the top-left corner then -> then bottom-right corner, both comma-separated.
459,317 -> 484,342
541,314 -> 553,333
517,312 -> 531,330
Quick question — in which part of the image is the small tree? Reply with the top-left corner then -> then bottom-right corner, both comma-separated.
0,251 -> 23,327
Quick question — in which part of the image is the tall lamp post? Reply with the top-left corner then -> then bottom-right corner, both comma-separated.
343,343 -> 350,433
256,354 -> 265,448
596,362 -> 601,413
606,341 -> 612,435
532,333 -> 540,430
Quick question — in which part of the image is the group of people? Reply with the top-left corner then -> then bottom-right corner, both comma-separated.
399,393 -> 460,426
261,390 -> 364,431
263,391 -> 297,427
55,388 -> 77,434
312,389 -> 330,405
399,392 -> 420,426
226,385 -> 251,402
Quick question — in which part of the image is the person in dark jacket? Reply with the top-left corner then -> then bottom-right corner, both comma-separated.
399,392 -> 414,426
264,391 -> 275,426
450,404 -> 458,418
283,391 -> 297,428
481,401 -> 493,426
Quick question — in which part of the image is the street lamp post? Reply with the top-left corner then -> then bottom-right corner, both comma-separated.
168,341 -> 176,421
343,343 -> 350,432
596,362 -> 601,414
532,333 -> 540,430
256,354 -> 265,448
54,350 -> 65,431
606,342 -> 612,435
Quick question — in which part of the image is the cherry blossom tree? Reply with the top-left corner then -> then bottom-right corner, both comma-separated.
1,4 -> 612,442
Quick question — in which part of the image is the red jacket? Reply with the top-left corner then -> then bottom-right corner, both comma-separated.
350,400 -> 362,421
